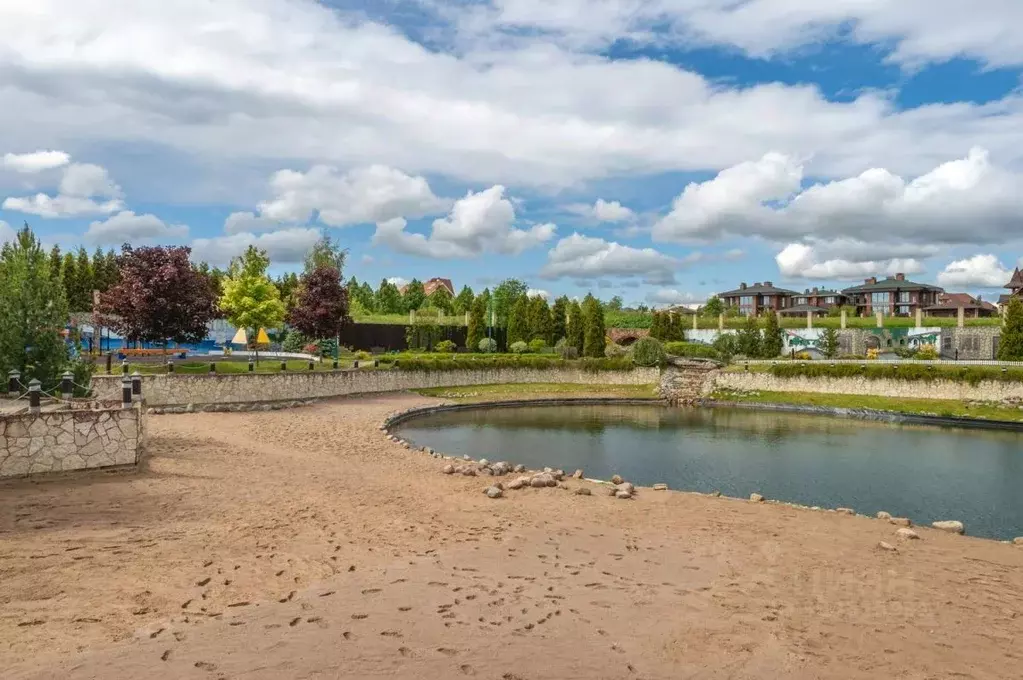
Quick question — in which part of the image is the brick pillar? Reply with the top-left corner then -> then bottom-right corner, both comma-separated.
876,311 -> 883,328
957,306 -> 965,329
806,310 -> 812,330
718,313 -> 724,331
840,309 -> 847,330
692,314 -> 698,331
915,307 -> 922,328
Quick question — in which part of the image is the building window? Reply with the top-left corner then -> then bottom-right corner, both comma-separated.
898,291 -> 911,303
942,336 -> 952,350
739,295 -> 754,316
871,292 -> 890,315
796,297 -> 807,305
825,296 -> 835,304
897,305 -> 910,315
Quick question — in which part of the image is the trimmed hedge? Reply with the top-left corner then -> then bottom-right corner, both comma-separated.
664,341 -> 720,360
769,362 -> 1023,386
390,356 -> 635,373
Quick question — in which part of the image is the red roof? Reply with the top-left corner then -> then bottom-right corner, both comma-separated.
398,278 -> 455,296
1006,267 -> 1023,290
929,293 -> 998,312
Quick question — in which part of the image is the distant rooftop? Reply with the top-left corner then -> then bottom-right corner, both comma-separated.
719,281 -> 798,297
842,274 -> 942,294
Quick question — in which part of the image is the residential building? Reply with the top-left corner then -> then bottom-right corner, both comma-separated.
841,274 -> 942,317
718,281 -> 797,316
924,293 -> 998,318
778,287 -> 850,318
398,277 -> 455,296
999,268 -> 1023,306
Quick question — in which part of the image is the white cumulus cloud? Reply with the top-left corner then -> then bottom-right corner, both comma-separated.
191,228 -> 322,266
85,211 -> 188,245
373,185 -> 554,258
3,150 -> 70,173
540,233 -> 678,285
937,254 -> 1014,288
775,241 -> 928,280
526,288 -> 550,299
645,289 -> 701,307
3,160 -> 124,218
565,198 -> 636,223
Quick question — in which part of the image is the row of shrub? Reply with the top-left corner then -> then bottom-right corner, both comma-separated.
387,355 -> 637,373
664,341 -> 722,361
768,362 -> 1023,386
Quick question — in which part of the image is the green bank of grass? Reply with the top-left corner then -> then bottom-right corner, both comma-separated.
414,382 -> 660,403
710,388 -> 1023,423
724,362 -> 1023,385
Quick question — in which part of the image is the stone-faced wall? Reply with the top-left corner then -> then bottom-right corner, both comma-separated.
659,359 -> 721,404
715,370 -> 1023,403
946,327 -> 1001,360
90,368 -> 659,408
1,406 -> 144,478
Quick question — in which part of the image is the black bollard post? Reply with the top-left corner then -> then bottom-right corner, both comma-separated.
131,371 -> 142,403
106,353 -> 112,375
308,360 -> 315,371
209,361 -> 216,374
121,375 -> 132,409
353,359 -> 359,369
61,371 -> 73,402
248,360 -> 254,372
167,359 -> 174,373
28,379 -> 41,414
281,360 -> 287,372
332,359 -> 339,370
122,360 -> 129,375
8,369 -> 20,397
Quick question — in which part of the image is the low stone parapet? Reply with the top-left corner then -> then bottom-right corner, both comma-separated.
1,405 -> 144,478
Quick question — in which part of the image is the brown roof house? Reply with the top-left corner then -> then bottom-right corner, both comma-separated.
999,268 -> 1023,306
924,293 -> 998,318
779,287 -> 850,318
841,274 -> 942,317
399,278 -> 455,296
718,281 -> 797,316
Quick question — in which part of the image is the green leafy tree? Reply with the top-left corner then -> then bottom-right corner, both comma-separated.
998,299 -> 1023,361
402,278 -> 426,312
478,288 -> 492,324
0,225 -> 70,386
454,285 -> 475,315
507,294 -> 530,345
467,295 -> 486,351
220,246 -> 286,362
304,233 -> 346,273
527,295 -> 552,344
48,245 -> 63,283
551,296 -> 568,343
736,316 -> 762,357
581,294 -> 606,358
649,311 -> 665,340
607,295 -> 624,311
72,247 -> 94,311
358,281 -> 376,312
288,264 -> 350,341
275,272 -> 300,312
375,279 -> 403,314
567,300 -> 585,354
702,296 -> 724,317
761,310 -> 783,358
61,252 -> 78,312
428,286 -> 454,314
492,278 -> 528,328
819,327 -> 841,359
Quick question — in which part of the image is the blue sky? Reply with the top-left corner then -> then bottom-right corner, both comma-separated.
2,0 -> 1023,306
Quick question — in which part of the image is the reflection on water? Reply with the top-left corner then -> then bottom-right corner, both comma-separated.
396,404 -> 1023,540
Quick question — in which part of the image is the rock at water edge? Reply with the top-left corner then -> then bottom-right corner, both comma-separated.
931,520 -> 964,534
895,528 -> 920,540
615,490 -> 632,500
652,483 -> 668,491
572,469 -> 584,479
889,517 -> 912,527
610,474 -> 624,485
876,511 -> 892,520
750,493 -> 765,503
836,508 -> 855,515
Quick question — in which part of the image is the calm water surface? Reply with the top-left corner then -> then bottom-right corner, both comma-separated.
395,404 -> 1023,540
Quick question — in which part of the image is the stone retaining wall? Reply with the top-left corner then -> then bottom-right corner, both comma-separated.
715,371 -> 1023,403
1,406 -> 144,479
90,368 -> 659,408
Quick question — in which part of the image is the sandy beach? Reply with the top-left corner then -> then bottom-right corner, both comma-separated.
2,393 -> 1022,679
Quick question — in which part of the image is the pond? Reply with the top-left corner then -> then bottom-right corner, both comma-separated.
394,403 -> 1023,540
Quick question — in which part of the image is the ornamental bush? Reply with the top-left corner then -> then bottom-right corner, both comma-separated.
435,339 -> 457,353
664,341 -> 720,360
510,340 -> 529,354
528,338 -> 547,353
604,342 -> 627,358
630,336 -> 666,367
478,337 -> 498,353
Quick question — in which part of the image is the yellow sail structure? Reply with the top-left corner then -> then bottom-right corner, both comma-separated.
255,328 -> 271,345
230,328 -> 247,345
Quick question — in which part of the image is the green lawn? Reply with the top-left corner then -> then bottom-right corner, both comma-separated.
414,382 -> 660,403
710,388 -> 1023,422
